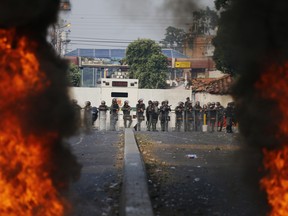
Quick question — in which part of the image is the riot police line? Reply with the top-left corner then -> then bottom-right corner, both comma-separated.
72,98 -> 237,133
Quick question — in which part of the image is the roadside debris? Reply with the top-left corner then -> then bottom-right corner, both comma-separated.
186,154 -> 197,159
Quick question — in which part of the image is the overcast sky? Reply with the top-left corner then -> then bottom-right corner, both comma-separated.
60,0 -> 215,52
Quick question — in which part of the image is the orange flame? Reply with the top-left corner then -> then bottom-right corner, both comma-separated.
0,29 -> 67,215
256,62 -> 288,216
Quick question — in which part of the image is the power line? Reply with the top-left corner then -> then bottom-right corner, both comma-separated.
68,42 -> 128,48
69,36 -> 134,42
71,39 -> 133,44
68,37 -> 214,45
68,14 -> 195,20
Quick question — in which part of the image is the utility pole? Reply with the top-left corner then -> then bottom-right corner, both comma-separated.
49,0 -> 71,55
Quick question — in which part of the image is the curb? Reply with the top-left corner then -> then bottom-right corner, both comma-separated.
120,128 -> 154,216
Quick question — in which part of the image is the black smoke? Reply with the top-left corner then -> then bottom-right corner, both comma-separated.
0,0 -> 81,203
213,0 -> 288,213
162,0 -> 199,26
214,0 -> 288,148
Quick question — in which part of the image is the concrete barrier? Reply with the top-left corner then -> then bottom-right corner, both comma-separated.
120,128 -> 154,216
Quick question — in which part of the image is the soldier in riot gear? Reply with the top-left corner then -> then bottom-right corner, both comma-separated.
194,101 -> 202,132
99,100 -> 108,111
184,97 -> 190,108
91,106 -> 98,128
207,102 -> 211,109
215,102 -> 225,132
225,102 -> 234,133
146,100 -> 154,131
202,104 -> 208,127
83,101 -> 92,133
184,97 -> 190,131
152,101 -> 159,131
175,101 -> 184,132
208,102 -> 217,132
136,99 -> 145,131
110,98 -> 119,131
185,101 -> 195,131
98,100 -> 109,130
159,100 -> 171,132
122,100 -> 132,128
71,99 -> 82,131
231,102 -> 237,129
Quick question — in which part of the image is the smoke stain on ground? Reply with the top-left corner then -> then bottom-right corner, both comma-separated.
136,132 -> 267,216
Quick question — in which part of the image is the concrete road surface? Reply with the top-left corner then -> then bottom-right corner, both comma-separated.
67,130 -> 124,216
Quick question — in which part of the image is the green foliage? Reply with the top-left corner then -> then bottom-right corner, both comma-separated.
160,26 -> 186,52
190,7 -> 219,35
163,7 -> 219,50
212,0 -> 238,76
67,63 -> 81,87
212,20 -> 238,76
126,39 -> 168,89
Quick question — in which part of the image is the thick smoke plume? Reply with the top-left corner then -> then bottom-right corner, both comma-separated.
213,0 -> 288,213
116,0 -> 201,28
0,0 -> 59,31
163,0 -> 199,24
0,0 -> 81,206
215,0 -> 288,148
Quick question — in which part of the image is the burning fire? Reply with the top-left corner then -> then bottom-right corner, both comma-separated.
256,62 -> 288,216
0,29 -> 68,215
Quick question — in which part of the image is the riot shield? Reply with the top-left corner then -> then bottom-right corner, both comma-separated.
99,111 -> 107,131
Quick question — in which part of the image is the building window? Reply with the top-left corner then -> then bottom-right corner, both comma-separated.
111,92 -> 128,98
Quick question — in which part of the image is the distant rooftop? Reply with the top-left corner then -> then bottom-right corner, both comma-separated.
191,75 -> 233,95
65,48 -> 188,59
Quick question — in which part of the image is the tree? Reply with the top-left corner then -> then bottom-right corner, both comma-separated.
161,26 -> 186,52
212,0 -> 239,76
67,63 -> 81,87
160,8 -> 219,51
212,14 -> 238,76
184,7 -> 219,49
190,7 -> 219,35
126,39 -> 168,89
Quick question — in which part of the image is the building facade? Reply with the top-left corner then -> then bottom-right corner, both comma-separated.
65,48 -> 189,87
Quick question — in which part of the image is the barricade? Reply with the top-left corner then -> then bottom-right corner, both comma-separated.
95,109 -> 235,132
99,111 -> 107,131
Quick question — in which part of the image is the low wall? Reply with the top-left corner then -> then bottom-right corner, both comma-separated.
69,87 -> 192,109
69,87 -> 233,108
194,92 -> 233,107
69,87 -> 234,131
